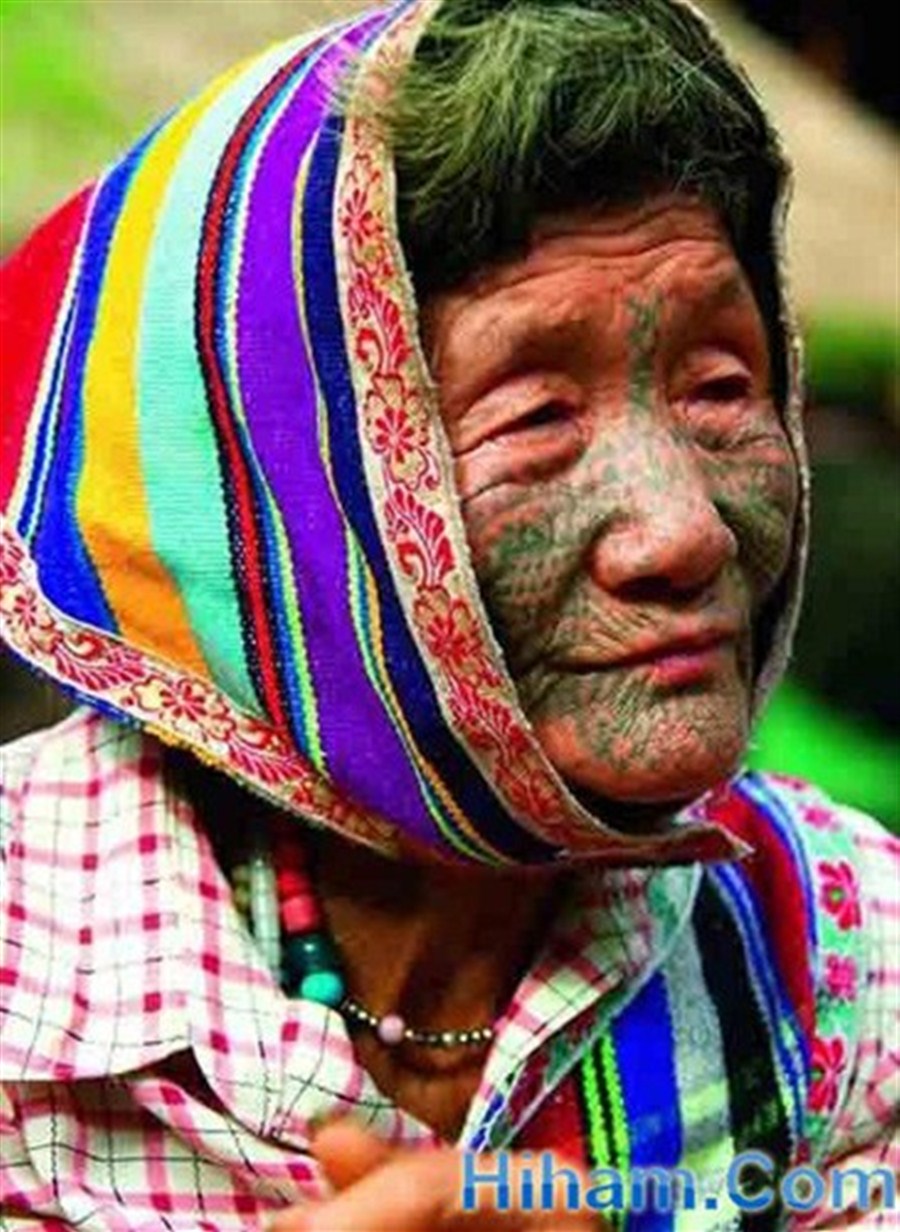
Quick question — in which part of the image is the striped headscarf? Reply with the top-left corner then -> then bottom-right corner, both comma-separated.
0,0 -> 807,867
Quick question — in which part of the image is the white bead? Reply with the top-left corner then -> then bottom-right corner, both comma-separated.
376,1013 -> 406,1045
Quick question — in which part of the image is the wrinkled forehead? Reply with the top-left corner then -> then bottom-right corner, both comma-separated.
421,196 -> 769,391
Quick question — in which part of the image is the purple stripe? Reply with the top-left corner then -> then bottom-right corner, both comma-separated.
236,18 -> 428,823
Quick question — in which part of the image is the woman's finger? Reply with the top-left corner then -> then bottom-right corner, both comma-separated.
310,1119 -> 398,1192
268,1146 -> 600,1231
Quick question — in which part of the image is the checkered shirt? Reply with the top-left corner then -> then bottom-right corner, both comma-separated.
1,711 -> 897,1229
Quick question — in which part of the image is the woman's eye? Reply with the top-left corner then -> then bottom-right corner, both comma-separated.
692,374 -> 752,404
513,402 -> 569,433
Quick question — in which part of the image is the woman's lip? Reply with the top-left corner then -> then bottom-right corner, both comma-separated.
559,632 -> 739,683
613,632 -> 735,670
635,637 -> 735,687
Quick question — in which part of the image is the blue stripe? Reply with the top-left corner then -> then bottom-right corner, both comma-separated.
709,864 -> 807,1142
32,135 -> 155,631
614,974 -> 680,1232
19,288 -> 80,540
300,111 -> 556,864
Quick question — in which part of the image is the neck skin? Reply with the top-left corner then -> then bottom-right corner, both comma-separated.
311,829 -> 566,1140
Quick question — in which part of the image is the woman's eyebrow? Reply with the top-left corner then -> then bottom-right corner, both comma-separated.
491,272 -> 752,361
438,318 -> 591,414
679,271 -> 757,320
666,271 -> 771,363
449,312 -> 598,398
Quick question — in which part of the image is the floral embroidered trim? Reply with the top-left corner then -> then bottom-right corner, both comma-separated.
0,518 -> 397,854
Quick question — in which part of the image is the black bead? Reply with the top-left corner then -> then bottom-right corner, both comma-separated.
282,931 -> 341,980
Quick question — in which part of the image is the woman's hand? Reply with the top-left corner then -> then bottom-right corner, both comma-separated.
268,1120 -> 604,1231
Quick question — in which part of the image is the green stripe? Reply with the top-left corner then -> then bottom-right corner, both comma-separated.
137,40 -> 313,715
578,1040 -> 628,1232
579,1043 -> 611,1168
600,1035 -> 630,1232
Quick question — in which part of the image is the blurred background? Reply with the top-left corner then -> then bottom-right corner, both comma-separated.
1,0 -> 897,831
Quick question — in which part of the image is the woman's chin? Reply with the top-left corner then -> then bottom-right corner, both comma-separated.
546,735 -> 747,822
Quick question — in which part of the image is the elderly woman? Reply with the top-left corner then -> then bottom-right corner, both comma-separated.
0,0 -> 897,1228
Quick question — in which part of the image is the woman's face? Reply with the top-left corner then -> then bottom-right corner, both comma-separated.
424,196 -> 798,810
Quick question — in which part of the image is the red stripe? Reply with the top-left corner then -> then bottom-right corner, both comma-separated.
0,186 -> 93,511
517,1068 -> 596,1166
195,46 -> 323,728
704,783 -> 816,1043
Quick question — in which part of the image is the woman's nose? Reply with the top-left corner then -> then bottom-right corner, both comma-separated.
586,445 -> 738,597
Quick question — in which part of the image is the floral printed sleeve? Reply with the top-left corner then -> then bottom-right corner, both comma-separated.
796,801 -> 900,1229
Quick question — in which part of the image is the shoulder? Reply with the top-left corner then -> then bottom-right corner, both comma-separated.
2,704 -> 144,769
1,706 -> 169,866
703,767 -> 894,849
699,769 -> 897,922
702,769 -> 898,1000
0,709 -> 204,1082
728,771 -> 898,967
1,706 -> 155,794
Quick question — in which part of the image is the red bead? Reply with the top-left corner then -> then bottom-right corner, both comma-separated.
281,894 -> 320,932
275,867 -> 307,896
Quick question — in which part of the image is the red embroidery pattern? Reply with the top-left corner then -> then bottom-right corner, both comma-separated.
0,519 -> 396,853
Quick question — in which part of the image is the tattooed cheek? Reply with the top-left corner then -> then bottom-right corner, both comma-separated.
753,462 -> 799,554
713,451 -> 797,525
736,499 -> 796,602
471,492 -> 592,662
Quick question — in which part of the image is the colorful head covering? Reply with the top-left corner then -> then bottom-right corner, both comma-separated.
0,0 -> 807,867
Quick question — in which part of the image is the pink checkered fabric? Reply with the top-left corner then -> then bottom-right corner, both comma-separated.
1,710 -> 897,1229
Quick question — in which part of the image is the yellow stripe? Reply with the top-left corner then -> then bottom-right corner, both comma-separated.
77,66 -> 245,673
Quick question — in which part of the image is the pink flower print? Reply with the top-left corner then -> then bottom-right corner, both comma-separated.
809,1034 -> 847,1114
818,860 -> 862,931
800,805 -> 836,831
770,772 -> 809,792
823,953 -> 858,1002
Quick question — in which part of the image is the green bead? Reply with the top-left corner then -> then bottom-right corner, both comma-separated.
299,970 -> 346,1007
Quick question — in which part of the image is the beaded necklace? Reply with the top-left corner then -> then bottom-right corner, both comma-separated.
235,821 -> 495,1051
